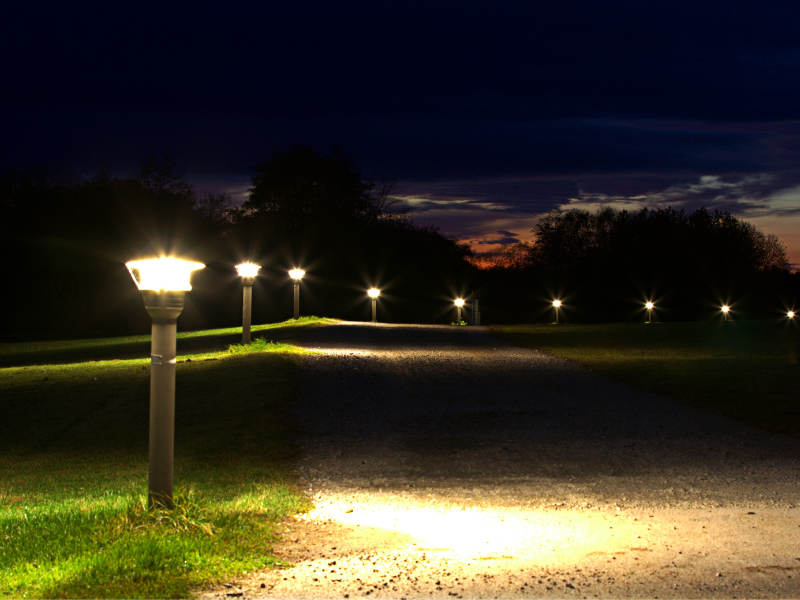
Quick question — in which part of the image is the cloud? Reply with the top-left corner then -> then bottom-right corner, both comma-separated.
565,171 -> 800,219
471,231 -> 521,246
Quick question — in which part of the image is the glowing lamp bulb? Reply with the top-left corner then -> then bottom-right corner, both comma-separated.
368,288 -> 380,298
789,311 -> 795,319
645,302 -> 654,310
722,305 -> 730,313
553,300 -> 561,308
126,257 -> 204,292
289,269 -> 305,280
455,298 -> 465,307
235,263 -> 260,278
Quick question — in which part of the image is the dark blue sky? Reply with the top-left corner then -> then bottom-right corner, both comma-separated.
4,1 -> 800,262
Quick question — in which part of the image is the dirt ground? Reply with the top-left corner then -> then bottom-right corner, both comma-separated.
197,323 -> 800,599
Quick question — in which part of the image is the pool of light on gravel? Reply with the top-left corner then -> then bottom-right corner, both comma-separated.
300,496 -> 650,562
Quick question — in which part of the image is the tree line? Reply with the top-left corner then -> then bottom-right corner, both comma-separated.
0,148 -> 473,335
477,206 -> 797,323
1,146 -> 796,336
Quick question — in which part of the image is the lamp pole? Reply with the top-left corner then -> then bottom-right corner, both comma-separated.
235,263 -> 260,344
455,298 -> 464,323
242,282 -> 253,343
126,253 -> 203,508
368,288 -> 380,322
143,290 -> 183,508
289,269 -> 305,319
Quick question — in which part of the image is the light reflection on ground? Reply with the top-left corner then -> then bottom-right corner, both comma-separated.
302,496 -> 649,564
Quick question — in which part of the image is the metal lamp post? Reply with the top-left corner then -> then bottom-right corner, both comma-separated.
368,288 -> 380,322
289,269 -> 305,319
455,298 -> 465,323
235,263 -> 260,344
646,301 -> 654,323
553,300 -> 561,324
126,254 -> 204,508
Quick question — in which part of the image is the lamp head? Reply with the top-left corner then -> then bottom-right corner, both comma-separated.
553,300 -> 561,308
289,268 -> 305,280
235,263 -> 260,278
789,311 -> 795,319
368,288 -> 380,298
722,305 -> 730,313
645,302 -> 654,310
455,298 -> 465,307
126,257 -> 204,292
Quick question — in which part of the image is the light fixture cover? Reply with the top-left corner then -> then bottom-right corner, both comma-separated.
126,257 -> 204,291
455,298 -> 465,307
289,269 -> 305,279
368,288 -> 380,298
235,263 -> 261,277
553,300 -> 562,307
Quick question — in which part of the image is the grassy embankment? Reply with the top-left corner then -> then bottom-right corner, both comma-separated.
0,317 -> 336,599
493,320 -> 800,438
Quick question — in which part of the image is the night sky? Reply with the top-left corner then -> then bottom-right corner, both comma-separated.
4,1 -> 800,265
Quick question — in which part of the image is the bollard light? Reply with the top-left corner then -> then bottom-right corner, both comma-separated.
722,305 -> 730,321
455,298 -> 465,323
368,288 -> 380,322
553,299 -> 562,324
235,263 -> 260,344
126,251 -> 204,508
289,269 -> 305,319
645,301 -> 654,323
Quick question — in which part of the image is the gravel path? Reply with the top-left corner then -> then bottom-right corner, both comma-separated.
200,323 -> 800,599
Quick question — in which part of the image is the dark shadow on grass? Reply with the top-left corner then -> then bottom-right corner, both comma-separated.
0,353 -> 300,465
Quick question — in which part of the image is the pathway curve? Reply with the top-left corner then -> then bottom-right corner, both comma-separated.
201,323 -> 800,599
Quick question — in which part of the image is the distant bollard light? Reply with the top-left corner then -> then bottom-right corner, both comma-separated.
553,299 -> 562,324
126,251 -> 204,509
289,269 -> 305,319
235,263 -> 260,344
645,301 -> 654,323
455,298 -> 465,323
722,305 -> 730,321
368,288 -> 380,322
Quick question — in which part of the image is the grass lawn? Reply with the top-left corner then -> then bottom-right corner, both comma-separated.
0,317 -> 335,599
492,320 -> 800,438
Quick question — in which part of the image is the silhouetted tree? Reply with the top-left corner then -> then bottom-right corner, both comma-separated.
244,145 -> 406,230
0,158 -> 226,335
475,206 -> 793,323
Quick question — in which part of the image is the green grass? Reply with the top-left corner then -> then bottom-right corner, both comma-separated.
0,316 -> 339,368
0,317 -> 335,598
492,320 -> 800,438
